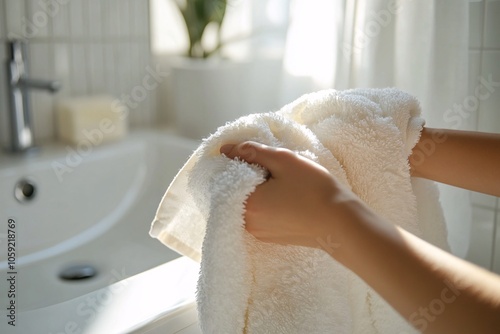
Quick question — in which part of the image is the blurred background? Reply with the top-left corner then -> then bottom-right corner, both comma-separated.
0,0 -> 499,273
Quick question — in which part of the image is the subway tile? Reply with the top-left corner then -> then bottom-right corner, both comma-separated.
133,0 -> 150,38
142,96 -> 154,126
104,0 -> 121,38
154,56 -> 173,124
465,205 -> 495,270
126,45 -> 142,127
128,44 -> 145,89
139,42 -> 152,73
0,40 -> 6,76
128,43 -> 142,111
493,206 -> 500,274
53,43 -> 71,97
28,42 -> 51,78
51,0 -> 70,38
128,105 -> 141,127
130,42 -> 142,84
87,43 -> 106,94
467,50 -> 482,130
128,0 -> 136,37
116,42 -> 133,95
469,0 -> 484,49
0,1 -> 6,40
25,0 -> 51,39
2,0 -> 153,140
31,90 -> 55,140
87,0 -> 103,39
484,0 -> 500,48
5,0 -> 26,40
144,0 -> 151,38
27,42 -> 56,140
477,51 -> 500,133
103,43 -> 118,96
111,0 -> 123,37
143,53 -> 156,126
468,51 -> 482,94
69,0 -> 86,38
0,38 -> 6,60
70,43 -> 88,95
100,0 -> 111,38
119,1 -> 131,37
43,0 -> 69,27
130,0 -> 140,37
0,42 -> 8,147
138,47 -> 154,125
147,86 -> 157,125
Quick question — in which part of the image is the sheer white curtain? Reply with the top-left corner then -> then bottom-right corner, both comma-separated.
282,0 -> 471,257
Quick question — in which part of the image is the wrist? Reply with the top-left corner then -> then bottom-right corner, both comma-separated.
314,194 -> 366,256
316,194 -> 389,265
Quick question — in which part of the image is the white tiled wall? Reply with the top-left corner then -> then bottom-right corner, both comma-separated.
465,0 -> 500,274
0,0 -> 154,144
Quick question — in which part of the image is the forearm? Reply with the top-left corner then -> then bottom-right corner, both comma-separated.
221,141 -> 500,332
324,201 -> 500,333
410,128 -> 500,196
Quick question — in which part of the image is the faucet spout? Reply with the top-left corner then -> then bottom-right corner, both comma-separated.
4,40 -> 61,153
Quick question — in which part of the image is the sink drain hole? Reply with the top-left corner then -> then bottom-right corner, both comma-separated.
59,265 -> 97,281
14,179 -> 37,203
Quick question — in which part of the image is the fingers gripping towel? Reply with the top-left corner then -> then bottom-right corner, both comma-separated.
150,88 -> 449,333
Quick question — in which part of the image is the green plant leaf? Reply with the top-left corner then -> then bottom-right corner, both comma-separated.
174,0 -> 227,58
206,0 -> 226,26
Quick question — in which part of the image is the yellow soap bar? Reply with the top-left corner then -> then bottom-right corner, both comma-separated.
55,95 -> 128,146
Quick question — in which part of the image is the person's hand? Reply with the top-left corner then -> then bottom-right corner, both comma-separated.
221,141 -> 500,334
220,141 -> 362,249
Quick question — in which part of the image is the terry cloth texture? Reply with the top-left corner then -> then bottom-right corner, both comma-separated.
150,88 -> 449,333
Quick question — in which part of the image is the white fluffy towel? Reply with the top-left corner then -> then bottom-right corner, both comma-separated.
150,88 -> 449,333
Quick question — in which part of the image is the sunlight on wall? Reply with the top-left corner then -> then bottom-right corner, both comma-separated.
283,0 -> 337,87
150,0 -> 187,55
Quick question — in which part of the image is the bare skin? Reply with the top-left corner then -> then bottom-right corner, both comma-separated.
410,127 -> 500,196
219,127 -> 500,333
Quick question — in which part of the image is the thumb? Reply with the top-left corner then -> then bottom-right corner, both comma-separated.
220,141 -> 285,173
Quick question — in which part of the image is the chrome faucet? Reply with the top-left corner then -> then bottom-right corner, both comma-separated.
5,40 -> 60,152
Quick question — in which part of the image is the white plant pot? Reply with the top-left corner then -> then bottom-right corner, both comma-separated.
169,58 -> 253,139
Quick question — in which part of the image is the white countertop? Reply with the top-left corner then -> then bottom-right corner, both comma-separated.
2,256 -> 200,334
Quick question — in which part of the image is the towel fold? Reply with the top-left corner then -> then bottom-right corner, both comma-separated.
150,88 -> 449,333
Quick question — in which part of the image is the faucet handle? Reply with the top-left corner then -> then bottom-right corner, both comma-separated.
20,78 -> 61,93
7,39 -> 61,93
7,39 -> 26,63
